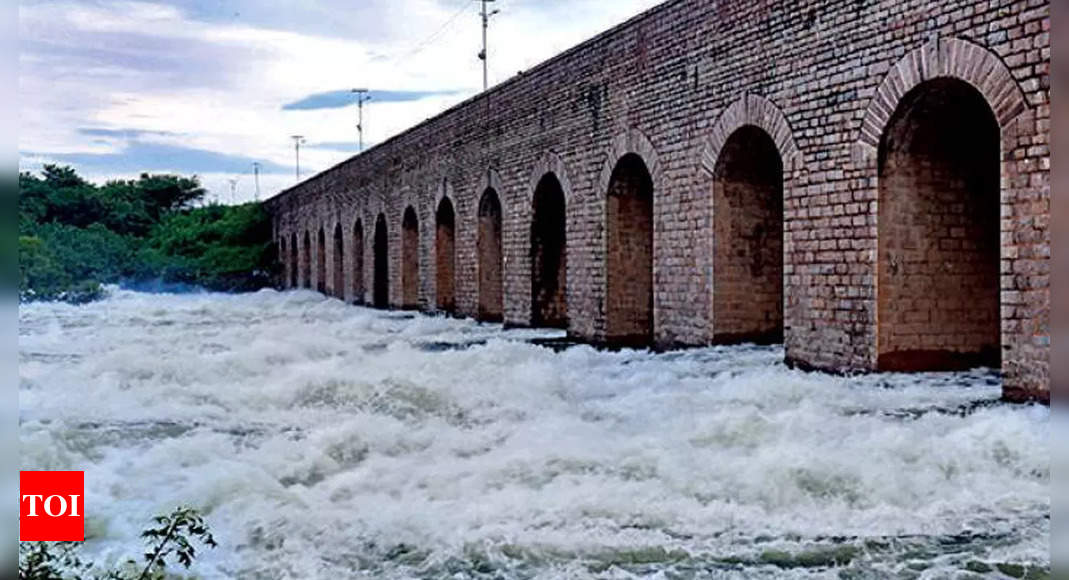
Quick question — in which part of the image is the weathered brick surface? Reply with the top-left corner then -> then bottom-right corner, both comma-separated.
265,0 -> 1050,402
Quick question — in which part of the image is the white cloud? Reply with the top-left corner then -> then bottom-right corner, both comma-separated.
19,0 -> 662,201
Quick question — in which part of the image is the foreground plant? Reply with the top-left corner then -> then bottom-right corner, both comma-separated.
19,506 -> 217,580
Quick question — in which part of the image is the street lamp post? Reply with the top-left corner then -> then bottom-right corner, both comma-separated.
291,135 -> 305,182
351,88 -> 371,152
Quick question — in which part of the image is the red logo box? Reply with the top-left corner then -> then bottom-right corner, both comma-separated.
20,471 -> 84,542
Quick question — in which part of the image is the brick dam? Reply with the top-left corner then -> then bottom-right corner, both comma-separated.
265,0 -> 1050,403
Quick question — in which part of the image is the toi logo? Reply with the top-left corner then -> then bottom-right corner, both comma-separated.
20,471 -> 84,542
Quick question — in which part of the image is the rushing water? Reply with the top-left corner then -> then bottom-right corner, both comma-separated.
19,289 -> 1049,578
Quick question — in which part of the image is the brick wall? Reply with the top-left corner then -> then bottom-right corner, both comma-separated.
267,0 -> 1049,402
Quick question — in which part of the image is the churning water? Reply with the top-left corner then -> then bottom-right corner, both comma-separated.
19,289 -> 1049,578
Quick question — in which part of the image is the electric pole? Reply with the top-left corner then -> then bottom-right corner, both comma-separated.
227,178 -> 238,205
252,162 -> 261,200
351,88 -> 371,152
478,0 -> 498,91
291,135 -> 305,182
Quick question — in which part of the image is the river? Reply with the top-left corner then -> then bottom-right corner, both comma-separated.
18,289 -> 1049,578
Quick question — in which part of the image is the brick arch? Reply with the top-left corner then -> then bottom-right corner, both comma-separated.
476,185 -> 504,322
700,93 -> 802,176
856,37 -> 1028,160
331,221 -> 345,299
433,179 -> 457,313
600,128 -> 659,346
597,127 -> 661,200
401,205 -> 420,309
477,167 -> 505,201
435,194 -> 457,313
858,39 -> 1033,378
525,151 -> 575,207
433,178 -> 455,215
351,217 -> 365,304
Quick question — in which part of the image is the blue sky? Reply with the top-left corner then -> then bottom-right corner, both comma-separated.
19,0 -> 661,203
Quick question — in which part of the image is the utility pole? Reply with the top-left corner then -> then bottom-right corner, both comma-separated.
291,135 -> 305,182
351,88 -> 371,152
227,178 -> 238,205
477,0 -> 498,91
252,162 -> 261,201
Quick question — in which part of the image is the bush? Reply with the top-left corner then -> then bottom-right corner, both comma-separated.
19,507 -> 217,580
18,166 -> 275,302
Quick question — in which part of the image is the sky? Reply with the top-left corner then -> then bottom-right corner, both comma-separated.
18,0 -> 663,204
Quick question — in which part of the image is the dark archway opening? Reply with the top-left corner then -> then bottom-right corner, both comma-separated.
333,224 -> 344,299
316,228 -> 327,294
402,206 -> 420,309
290,233 -> 298,288
373,213 -> 389,308
605,153 -> 654,346
877,78 -> 1001,371
352,220 -> 365,304
477,188 -> 504,322
436,198 -> 456,313
301,230 -> 311,289
531,174 -> 567,328
712,126 -> 784,345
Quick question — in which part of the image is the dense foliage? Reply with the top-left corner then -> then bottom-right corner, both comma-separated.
19,165 -> 275,302
19,506 -> 216,580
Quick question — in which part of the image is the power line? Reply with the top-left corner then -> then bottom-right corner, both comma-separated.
401,0 -> 476,61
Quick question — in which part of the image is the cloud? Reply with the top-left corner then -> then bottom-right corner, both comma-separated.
18,0 -> 663,201
281,89 -> 461,111
78,127 -> 182,138
23,140 -> 292,176
305,141 -> 368,153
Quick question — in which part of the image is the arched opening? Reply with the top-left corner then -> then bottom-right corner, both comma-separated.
401,206 -> 420,309
279,237 -> 287,288
333,223 -> 344,299
531,174 -> 567,328
352,220 -> 365,304
606,153 -> 653,346
301,230 -> 311,289
373,213 -> 389,308
877,78 -> 1001,371
436,198 -> 456,313
316,228 -> 327,294
290,233 -> 298,288
712,126 -> 784,344
477,188 -> 503,322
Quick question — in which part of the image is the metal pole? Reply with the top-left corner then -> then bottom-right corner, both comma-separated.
253,162 -> 261,200
291,135 -> 305,182
479,0 -> 497,91
351,89 -> 370,152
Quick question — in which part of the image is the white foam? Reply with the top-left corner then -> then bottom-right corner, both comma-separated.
18,291 -> 1049,578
